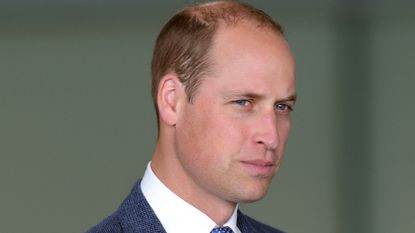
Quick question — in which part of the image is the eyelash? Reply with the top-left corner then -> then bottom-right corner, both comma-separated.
275,103 -> 293,113
233,99 -> 252,107
232,100 -> 293,113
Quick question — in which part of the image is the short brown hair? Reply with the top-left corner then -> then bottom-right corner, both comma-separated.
151,1 -> 283,124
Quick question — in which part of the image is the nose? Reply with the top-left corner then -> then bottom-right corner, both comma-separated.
252,110 -> 279,150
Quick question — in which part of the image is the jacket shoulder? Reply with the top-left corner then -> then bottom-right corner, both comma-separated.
86,213 -> 122,233
85,180 -> 166,233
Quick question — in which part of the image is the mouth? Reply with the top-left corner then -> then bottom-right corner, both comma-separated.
240,159 -> 276,177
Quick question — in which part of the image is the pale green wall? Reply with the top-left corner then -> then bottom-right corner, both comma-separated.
1,1 -> 414,233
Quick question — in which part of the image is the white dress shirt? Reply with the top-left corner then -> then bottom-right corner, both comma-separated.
141,162 -> 241,233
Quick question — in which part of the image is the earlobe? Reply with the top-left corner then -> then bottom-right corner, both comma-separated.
157,74 -> 183,126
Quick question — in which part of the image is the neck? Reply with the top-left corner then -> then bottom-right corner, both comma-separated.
151,138 -> 237,225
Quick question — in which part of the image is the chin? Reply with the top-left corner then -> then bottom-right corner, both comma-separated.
236,184 -> 270,203
238,192 -> 268,203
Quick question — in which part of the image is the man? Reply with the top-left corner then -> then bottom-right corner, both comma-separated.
88,1 -> 296,232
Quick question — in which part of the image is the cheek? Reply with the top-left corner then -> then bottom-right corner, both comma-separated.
201,116 -> 240,156
192,110 -> 248,160
177,106 -> 220,161
177,101 -> 251,164
278,118 -> 292,144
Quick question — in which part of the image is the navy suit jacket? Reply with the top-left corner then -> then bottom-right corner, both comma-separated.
87,180 -> 284,233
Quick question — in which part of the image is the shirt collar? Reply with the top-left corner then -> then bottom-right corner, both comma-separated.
141,162 -> 241,233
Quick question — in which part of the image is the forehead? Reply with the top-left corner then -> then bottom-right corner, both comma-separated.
202,22 -> 295,97
211,22 -> 293,67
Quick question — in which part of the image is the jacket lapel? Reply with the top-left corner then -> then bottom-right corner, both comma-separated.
118,181 -> 167,233
237,210 -> 256,233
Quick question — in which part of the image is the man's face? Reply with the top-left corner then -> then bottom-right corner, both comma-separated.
174,23 -> 296,203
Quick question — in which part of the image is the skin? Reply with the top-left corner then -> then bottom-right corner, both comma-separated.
152,21 -> 296,226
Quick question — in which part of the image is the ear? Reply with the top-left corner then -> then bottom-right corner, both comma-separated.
157,74 -> 184,126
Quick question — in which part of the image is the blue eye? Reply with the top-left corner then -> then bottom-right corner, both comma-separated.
234,99 -> 251,107
275,104 -> 292,113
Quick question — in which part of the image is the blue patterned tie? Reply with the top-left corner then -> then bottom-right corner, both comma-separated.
210,226 -> 234,233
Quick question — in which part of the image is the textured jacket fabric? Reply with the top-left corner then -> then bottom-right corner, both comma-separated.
86,180 -> 284,233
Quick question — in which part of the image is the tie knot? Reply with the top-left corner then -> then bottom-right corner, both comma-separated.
210,226 -> 234,233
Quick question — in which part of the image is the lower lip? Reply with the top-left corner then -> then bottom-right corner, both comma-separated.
241,162 -> 275,177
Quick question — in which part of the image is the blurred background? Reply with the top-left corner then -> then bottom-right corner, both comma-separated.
1,0 -> 414,232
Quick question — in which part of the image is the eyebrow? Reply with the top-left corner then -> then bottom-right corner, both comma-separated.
277,94 -> 297,103
222,91 -> 297,103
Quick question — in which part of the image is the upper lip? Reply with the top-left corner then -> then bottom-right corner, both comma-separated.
241,159 -> 275,166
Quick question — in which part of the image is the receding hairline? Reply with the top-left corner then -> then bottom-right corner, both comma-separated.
181,0 -> 284,34
156,1 -> 285,102
151,1 -> 285,132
